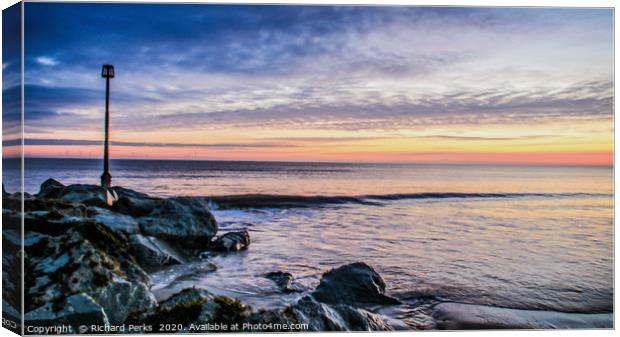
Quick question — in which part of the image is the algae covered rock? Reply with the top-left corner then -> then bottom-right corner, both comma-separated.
126,288 -> 251,332
312,262 -> 400,306
25,293 -> 109,331
25,220 -> 157,325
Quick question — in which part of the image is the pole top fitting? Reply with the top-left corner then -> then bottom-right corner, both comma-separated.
102,64 -> 115,78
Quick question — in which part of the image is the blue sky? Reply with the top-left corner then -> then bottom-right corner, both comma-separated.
2,4 -> 614,163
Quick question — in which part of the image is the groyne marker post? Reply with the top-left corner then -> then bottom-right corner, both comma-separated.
101,64 -> 115,188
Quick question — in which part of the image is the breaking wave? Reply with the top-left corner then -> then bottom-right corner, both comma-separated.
204,192 -> 610,209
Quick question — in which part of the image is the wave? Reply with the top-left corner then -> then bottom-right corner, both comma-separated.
203,192 -> 610,209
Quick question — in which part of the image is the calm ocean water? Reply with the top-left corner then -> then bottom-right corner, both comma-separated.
4,158 -> 613,327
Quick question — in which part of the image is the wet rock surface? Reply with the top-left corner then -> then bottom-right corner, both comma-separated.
312,262 -> 400,306
129,234 -> 184,267
291,296 -> 393,331
208,230 -> 251,252
264,271 -> 303,293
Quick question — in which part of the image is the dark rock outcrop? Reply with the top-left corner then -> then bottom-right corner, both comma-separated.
208,230 -> 250,252
312,262 -> 400,306
112,195 -> 218,248
37,179 -> 118,207
25,220 -> 157,324
33,180 -> 218,249
37,178 -> 66,198
129,234 -> 184,267
138,197 -> 218,247
6,180 -> 399,333
291,296 -> 393,331
264,271 -> 303,293
126,288 -> 251,332
25,293 -> 109,331
2,183 -> 9,199
245,295 -> 393,332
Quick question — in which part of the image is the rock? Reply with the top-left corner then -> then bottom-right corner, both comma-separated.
245,308 -> 301,332
209,230 -> 250,252
264,271 -> 303,293
170,261 -> 218,284
37,180 -> 117,207
37,178 -> 65,198
129,234 -> 184,267
91,207 -> 141,234
247,296 -> 393,332
113,195 -> 218,248
25,293 -> 109,331
292,296 -> 393,331
126,288 -> 251,332
2,231 -> 22,321
2,299 -> 20,321
311,262 -> 400,306
34,180 -> 218,248
95,276 -> 156,325
111,186 -> 149,199
25,220 -> 157,324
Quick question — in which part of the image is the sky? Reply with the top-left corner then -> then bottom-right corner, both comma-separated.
2,3 -> 614,164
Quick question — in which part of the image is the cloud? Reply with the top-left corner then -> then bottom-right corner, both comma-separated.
20,4 -> 613,137
107,79 -> 611,132
9,138 -> 296,148
411,135 -> 556,141
36,56 -> 59,66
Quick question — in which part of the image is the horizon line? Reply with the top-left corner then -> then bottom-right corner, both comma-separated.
3,155 -> 614,168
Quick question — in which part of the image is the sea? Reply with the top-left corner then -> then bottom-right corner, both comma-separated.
4,158 -> 614,328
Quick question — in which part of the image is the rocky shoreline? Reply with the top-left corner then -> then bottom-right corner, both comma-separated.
3,179 -> 400,333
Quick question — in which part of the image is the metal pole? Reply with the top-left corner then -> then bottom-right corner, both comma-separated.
101,76 -> 112,187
